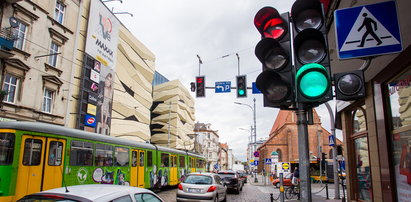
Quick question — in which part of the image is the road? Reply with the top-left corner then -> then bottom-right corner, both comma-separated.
156,174 -> 346,202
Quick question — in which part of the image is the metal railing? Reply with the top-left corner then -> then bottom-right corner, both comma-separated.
0,27 -> 17,40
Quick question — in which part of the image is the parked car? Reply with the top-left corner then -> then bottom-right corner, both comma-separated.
237,170 -> 248,183
272,173 -> 294,188
176,172 -> 227,202
218,170 -> 243,194
17,184 -> 164,202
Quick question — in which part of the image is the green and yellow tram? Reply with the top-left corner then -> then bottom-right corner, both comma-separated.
0,121 -> 205,201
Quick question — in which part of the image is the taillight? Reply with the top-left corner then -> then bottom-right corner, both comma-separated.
207,186 -> 217,192
178,183 -> 183,190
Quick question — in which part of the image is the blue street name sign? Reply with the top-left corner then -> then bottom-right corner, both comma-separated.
335,1 -> 402,59
329,135 -> 335,147
252,82 -> 262,94
215,81 -> 231,93
265,158 -> 272,165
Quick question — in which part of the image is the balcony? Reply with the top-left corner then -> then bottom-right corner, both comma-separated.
0,27 -> 16,58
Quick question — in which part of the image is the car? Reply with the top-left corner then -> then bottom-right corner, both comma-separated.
176,172 -> 227,202
272,173 -> 294,188
237,170 -> 248,183
218,170 -> 243,194
17,184 -> 164,202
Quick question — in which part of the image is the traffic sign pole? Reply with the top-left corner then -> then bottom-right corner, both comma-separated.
297,108 -> 312,201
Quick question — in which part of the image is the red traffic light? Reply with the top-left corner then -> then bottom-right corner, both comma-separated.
254,7 -> 287,39
196,77 -> 203,83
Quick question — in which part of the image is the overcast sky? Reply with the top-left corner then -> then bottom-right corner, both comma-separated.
108,0 -> 341,161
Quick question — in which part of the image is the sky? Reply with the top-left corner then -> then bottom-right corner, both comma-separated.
108,0 -> 341,162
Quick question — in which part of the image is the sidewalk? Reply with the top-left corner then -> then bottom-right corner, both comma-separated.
249,174 -> 346,201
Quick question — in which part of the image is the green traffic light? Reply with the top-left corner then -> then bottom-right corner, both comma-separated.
296,63 -> 330,98
238,89 -> 245,95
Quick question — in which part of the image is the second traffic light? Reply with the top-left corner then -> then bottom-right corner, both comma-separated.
236,75 -> 247,98
292,0 -> 332,107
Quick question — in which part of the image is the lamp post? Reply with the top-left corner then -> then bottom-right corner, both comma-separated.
239,127 -> 253,166
235,98 -> 257,182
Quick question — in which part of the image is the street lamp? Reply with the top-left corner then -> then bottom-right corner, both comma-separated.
235,98 -> 258,182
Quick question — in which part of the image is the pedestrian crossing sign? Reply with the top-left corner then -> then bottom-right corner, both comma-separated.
334,1 -> 402,59
265,158 -> 272,165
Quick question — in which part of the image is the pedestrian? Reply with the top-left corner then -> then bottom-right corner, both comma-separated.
292,167 -> 299,185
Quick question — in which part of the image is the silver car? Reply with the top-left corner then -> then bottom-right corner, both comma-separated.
177,172 -> 227,202
17,184 -> 164,202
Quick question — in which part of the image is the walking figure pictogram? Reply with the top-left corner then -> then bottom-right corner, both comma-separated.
357,13 -> 382,47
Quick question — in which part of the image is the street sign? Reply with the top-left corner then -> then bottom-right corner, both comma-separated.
252,82 -> 262,94
214,164 -> 219,169
254,160 -> 259,166
265,158 -> 272,165
329,135 -> 335,146
215,81 -> 231,93
282,162 -> 290,171
335,1 -> 402,59
253,151 -> 260,157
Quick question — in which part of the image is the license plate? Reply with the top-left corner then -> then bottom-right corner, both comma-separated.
188,188 -> 202,193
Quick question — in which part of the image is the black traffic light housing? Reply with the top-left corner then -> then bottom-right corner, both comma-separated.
291,0 -> 332,107
334,70 -> 366,101
254,8 -> 295,109
236,75 -> 247,98
190,82 -> 196,92
321,152 -> 327,171
196,76 -> 205,97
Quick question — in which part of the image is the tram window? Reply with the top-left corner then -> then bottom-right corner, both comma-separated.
48,141 -> 63,166
95,144 -> 113,166
0,133 -> 15,165
70,140 -> 93,166
139,152 -> 144,166
161,153 -> 169,167
188,158 -> 192,168
132,151 -> 137,167
179,156 -> 185,167
115,147 -> 129,167
23,139 -> 42,166
147,151 -> 152,167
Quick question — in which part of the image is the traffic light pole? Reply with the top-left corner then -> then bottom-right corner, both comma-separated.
296,107 -> 312,202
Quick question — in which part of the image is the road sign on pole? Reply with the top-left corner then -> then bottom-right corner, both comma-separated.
329,135 -> 335,146
335,1 -> 402,59
254,151 -> 260,157
265,158 -> 272,165
215,81 -> 231,93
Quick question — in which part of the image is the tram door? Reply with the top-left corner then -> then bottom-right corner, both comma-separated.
137,150 -> 145,187
170,155 -> 177,185
15,136 -> 66,200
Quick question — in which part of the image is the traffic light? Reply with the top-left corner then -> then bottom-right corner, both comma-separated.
190,82 -> 196,92
196,76 -> 205,97
292,0 -> 332,107
236,75 -> 247,98
334,70 -> 366,101
321,152 -> 327,171
254,7 -> 294,109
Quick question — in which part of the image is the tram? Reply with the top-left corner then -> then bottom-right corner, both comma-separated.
0,121 -> 205,201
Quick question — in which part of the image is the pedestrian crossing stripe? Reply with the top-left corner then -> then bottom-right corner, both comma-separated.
334,1 -> 402,59
340,7 -> 400,52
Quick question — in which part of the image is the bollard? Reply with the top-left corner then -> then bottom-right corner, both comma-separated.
279,173 -> 284,202
270,193 -> 274,202
326,182 -> 329,199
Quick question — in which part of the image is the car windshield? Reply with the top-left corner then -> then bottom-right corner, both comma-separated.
183,175 -> 213,185
218,173 -> 235,178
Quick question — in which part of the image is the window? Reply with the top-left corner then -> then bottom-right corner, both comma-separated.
70,141 -> 93,166
132,151 -> 137,167
48,141 -> 63,166
179,156 -> 185,167
42,88 -> 54,113
147,151 -> 152,167
207,142 -> 210,147
161,153 -> 169,167
3,74 -> 19,103
48,41 -> 60,67
13,21 -> 26,50
112,195 -> 132,202
23,139 -> 42,166
95,144 -> 113,166
188,157 -> 192,168
115,147 -> 129,167
0,133 -> 15,165
139,152 -> 144,166
54,1 -> 65,24
209,152 -> 212,158
171,155 -> 177,167
134,193 -> 162,202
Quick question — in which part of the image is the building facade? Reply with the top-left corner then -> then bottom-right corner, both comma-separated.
326,0 -> 411,201
151,79 -> 195,150
0,0 -> 81,124
194,122 -> 220,172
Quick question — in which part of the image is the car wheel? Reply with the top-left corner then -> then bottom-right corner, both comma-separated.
275,182 -> 280,188
222,192 -> 227,202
